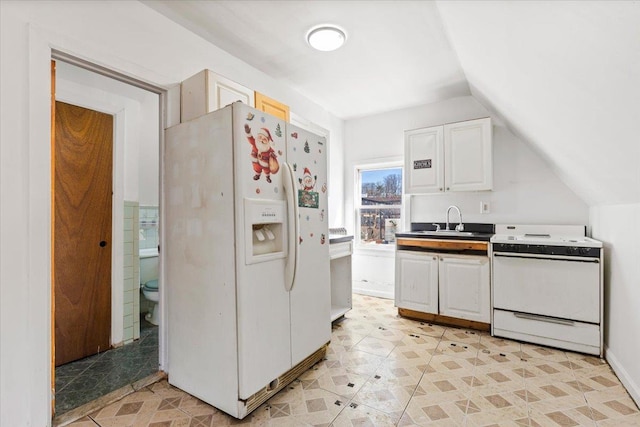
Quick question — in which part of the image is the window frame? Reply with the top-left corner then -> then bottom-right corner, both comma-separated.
354,159 -> 404,251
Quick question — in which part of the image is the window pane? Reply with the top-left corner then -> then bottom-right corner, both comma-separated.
359,207 -> 401,244
360,168 -> 402,206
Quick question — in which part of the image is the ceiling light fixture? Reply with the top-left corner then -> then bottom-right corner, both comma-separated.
306,25 -> 346,52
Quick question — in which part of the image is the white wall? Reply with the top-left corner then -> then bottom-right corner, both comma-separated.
138,99 -> 160,207
55,61 -> 159,205
328,114 -> 346,228
590,203 -> 640,406
0,1 -> 342,425
344,96 -> 588,298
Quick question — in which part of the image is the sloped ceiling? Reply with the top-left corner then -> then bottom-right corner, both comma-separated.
143,1 -> 640,206
142,0 -> 470,119
437,1 -> 640,206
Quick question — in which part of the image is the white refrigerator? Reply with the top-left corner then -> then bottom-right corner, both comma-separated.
164,103 -> 331,419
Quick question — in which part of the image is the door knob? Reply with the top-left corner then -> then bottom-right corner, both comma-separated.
99,241 -> 107,247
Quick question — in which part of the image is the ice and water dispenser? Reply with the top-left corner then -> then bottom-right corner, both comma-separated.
244,199 -> 286,264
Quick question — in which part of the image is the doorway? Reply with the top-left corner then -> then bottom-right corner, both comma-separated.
52,57 -> 164,417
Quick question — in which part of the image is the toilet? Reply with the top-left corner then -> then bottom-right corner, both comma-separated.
142,279 -> 159,325
140,248 -> 160,326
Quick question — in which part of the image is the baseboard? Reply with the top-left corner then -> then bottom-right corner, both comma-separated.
352,287 -> 393,300
605,345 -> 640,408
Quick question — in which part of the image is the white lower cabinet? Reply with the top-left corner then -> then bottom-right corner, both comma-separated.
438,255 -> 490,323
395,250 -> 490,323
395,251 -> 439,314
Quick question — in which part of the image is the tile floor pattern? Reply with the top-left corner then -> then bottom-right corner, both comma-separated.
69,295 -> 640,426
56,318 -> 159,414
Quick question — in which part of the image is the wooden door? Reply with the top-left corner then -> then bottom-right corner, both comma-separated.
54,101 -> 113,366
255,91 -> 290,122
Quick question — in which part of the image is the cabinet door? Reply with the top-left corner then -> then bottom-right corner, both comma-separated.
181,70 -> 254,122
438,255 -> 490,323
444,118 -> 492,191
395,250 -> 439,314
404,126 -> 444,194
255,91 -> 290,122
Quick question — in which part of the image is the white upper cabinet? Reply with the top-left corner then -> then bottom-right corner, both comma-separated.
405,118 -> 492,194
444,118 -> 492,192
181,70 -> 254,123
404,126 -> 444,193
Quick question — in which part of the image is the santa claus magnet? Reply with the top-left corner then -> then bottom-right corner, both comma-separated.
298,167 -> 319,209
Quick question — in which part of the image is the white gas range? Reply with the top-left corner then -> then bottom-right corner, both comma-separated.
490,224 -> 604,356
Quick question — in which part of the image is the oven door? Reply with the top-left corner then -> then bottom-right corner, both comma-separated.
492,252 -> 600,323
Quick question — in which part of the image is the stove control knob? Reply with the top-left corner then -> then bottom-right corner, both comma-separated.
567,247 -> 578,255
579,247 -> 590,255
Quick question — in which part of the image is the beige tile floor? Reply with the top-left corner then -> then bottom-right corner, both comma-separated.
69,294 -> 640,426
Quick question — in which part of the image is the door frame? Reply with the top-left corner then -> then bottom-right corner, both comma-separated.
50,50 -> 169,390
20,25 -> 174,424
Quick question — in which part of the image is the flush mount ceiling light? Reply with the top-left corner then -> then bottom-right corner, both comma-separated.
306,25 -> 346,52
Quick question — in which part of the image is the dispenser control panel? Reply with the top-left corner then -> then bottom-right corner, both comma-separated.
249,203 -> 284,224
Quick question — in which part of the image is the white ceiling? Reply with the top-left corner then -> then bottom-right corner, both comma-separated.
144,0 -> 640,206
143,0 -> 470,120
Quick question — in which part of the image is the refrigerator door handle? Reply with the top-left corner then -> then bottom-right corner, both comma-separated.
283,162 -> 299,292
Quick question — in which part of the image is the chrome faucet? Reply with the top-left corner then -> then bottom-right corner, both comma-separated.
445,205 -> 464,231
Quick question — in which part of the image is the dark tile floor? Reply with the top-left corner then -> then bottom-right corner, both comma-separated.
55,317 -> 159,415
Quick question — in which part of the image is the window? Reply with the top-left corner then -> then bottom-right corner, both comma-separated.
355,163 -> 403,247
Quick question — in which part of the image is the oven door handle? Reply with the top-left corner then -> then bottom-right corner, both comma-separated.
513,312 -> 576,326
493,252 -> 600,263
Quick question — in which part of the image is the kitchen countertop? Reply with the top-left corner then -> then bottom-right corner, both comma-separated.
329,234 -> 354,244
395,231 -> 493,242
396,222 -> 494,242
